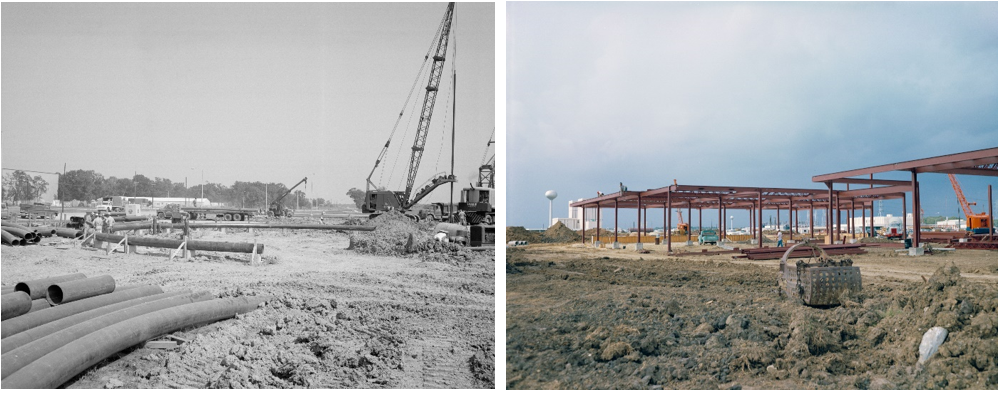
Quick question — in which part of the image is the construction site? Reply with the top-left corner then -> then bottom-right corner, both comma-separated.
507,147 -> 998,390
1,2 -> 494,389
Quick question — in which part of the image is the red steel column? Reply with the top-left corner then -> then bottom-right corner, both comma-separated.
596,204 -> 601,244
809,201 -> 815,239
721,200 -> 727,241
868,203 -> 872,236
825,183 -> 832,243
989,185 -> 994,238
836,194 -> 841,241
663,203 -> 667,245
757,191 -> 763,248
687,202 -> 692,243
614,200 -> 619,244
643,207 -> 648,237
637,195 -> 642,245
699,208 -> 703,236
749,205 -> 754,239
911,170 -> 921,248
850,199 -> 855,239
666,190 -> 672,253
901,193 -> 907,240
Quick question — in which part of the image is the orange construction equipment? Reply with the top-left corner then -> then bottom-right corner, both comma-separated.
947,174 -> 991,234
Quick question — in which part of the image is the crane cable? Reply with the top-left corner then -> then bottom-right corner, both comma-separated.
375,7 -> 453,188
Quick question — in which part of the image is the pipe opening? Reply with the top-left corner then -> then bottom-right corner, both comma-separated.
47,285 -> 64,304
14,283 -> 29,293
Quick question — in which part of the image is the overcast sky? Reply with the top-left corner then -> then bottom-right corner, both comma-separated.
507,1 -> 998,229
2,2 -> 494,204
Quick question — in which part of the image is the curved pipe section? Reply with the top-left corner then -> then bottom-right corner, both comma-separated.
1,290 -> 210,379
1,285 -> 162,339
1,291 -> 190,355
45,275 -> 116,305
1,292 -> 32,320
14,273 -> 87,300
27,299 -> 50,314
1,295 -> 269,389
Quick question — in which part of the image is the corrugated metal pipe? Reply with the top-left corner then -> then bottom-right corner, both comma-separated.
1,295 -> 269,389
1,285 -> 162,339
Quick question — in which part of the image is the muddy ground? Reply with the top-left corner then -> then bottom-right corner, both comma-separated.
1,215 -> 494,389
506,241 -> 997,390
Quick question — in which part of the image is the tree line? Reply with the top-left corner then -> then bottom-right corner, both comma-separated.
3,169 -> 332,210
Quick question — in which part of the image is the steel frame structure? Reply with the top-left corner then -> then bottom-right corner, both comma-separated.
813,147 -> 998,249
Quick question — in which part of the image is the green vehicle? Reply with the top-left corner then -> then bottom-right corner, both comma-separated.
698,229 -> 719,245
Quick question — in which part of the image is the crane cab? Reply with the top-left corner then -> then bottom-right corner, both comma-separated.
363,190 -> 405,215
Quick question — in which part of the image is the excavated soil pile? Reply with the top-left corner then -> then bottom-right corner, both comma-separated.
507,227 -> 542,244
348,211 -> 482,264
507,252 -> 997,390
543,222 -> 580,243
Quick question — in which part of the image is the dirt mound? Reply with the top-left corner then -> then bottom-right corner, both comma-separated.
348,211 -> 479,263
543,222 -> 579,243
507,253 -> 998,390
506,227 -> 542,243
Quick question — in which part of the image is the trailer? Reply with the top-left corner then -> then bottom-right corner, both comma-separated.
156,204 -> 256,221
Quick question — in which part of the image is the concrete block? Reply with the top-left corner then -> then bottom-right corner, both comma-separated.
908,247 -> 925,256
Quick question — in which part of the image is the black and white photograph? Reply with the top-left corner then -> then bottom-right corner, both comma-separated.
1,1 -> 495,389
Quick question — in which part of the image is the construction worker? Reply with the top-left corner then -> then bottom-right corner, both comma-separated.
103,212 -> 115,234
83,212 -> 96,246
90,214 -> 104,247
777,230 -> 784,247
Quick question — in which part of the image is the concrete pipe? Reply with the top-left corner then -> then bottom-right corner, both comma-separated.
1,290 -> 191,355
1,292 -> 32,320
28,227 -> 58,237
113,221 -> 376,232
1,295 -> 269,389
1,227 -> 36,242
94,233 -> 265,254
1,230 -> 25,246
14,273 -> 87,300
1,286 -> 15,295
0,221 -> 32,232
27,299 -> 50,314
50,228 -> 83,239
1,285 -> 162,339
46,275 -> 116,305
1,290 -> 209,379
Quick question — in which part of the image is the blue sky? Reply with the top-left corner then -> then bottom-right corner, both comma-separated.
2,2 -> 494,204
507,1 -> 998,229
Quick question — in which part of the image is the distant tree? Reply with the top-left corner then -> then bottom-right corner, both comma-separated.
59,170 -> 105,201
132,174 -> 154,197
346,188 -> 366,209
2,170 -> 49,203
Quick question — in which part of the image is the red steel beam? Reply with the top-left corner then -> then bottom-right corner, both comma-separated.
808,146 -> 996,182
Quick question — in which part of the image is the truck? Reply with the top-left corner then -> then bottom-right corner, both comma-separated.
156,204 -> 256,221
698,229 -> 719,245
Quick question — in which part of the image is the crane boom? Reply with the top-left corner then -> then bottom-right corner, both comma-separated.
947,174 -> 975,217
402,2 -> 454,204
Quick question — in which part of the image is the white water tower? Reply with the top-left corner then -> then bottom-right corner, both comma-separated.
545,190 -> 558,228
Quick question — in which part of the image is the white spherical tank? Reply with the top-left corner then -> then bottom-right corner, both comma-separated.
545,190 -> 558,200
545,190 -> 558,228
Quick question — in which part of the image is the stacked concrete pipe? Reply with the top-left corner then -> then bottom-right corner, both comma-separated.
46,275 -> 116,305
14,273 -> 87,300
1,230 -> 27,246
1,292 -> 32,320
1,290 -> 212,380
1,295 -> 269,389
1,285 -> 162,339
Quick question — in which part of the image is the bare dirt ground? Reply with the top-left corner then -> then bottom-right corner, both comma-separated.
506,241 -> 997,390
1,217 -> 494,389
